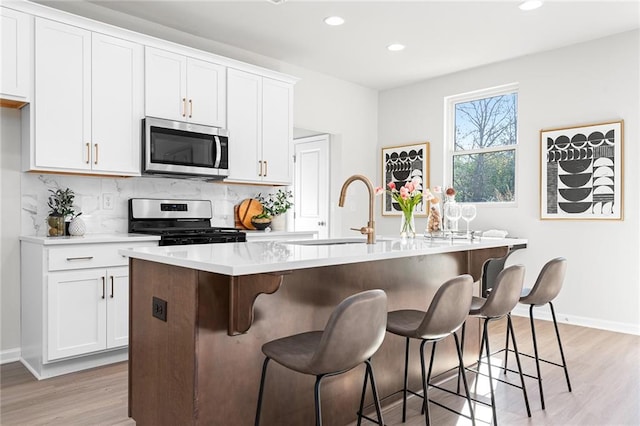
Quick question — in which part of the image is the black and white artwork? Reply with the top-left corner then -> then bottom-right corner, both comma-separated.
381,142 -> 430,216
540,121 -> 623,220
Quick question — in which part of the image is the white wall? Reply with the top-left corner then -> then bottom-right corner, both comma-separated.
378,30 -> 640,334
0,4 -> 378,354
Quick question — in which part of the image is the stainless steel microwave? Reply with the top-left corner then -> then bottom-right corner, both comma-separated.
142,117 -> 229,179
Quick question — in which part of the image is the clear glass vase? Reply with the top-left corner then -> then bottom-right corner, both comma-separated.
399,210 -> 415,238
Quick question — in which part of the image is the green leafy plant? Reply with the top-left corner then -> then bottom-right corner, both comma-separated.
256,189 -> 293,217
47,188 -> 79,219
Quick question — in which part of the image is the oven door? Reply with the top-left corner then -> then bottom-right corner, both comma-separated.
143,117 -> 229,178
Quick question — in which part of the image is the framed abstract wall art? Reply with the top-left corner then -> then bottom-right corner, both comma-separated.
381,142 -> 430,216
540,120 -> 623,220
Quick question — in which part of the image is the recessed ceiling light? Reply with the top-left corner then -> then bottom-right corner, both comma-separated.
266,0 -> 287,4
324,16 -> 345,26
387,43 -> 405,52
519,0 -> 543,11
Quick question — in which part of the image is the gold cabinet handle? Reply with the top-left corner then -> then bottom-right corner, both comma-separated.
264,160 -> 267,177
94,143 -> 98,165
101,277 -> 105,299
110,276 -> 114,298
182,98 -> 187,117
189,99 -> 193,118
258,160 -> 263,177
85,143 -> 90,164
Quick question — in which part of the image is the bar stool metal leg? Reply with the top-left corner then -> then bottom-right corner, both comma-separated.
314,375 -> 325,426
357,359 -> 385,426
402,337 -> 410,422
507,314 -> 532,417
529,305 -> 545,409
549,302 -> 572,392
481,319 -> 499,426
255,357 -> 271,426
453,332 -> 475,425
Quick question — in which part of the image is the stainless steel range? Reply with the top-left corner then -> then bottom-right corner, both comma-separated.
128,198 -> 246,246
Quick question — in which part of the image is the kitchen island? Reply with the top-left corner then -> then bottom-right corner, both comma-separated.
120,236 -> 526,426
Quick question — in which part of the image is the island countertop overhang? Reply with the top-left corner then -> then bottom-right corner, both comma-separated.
119,236 -> 527,276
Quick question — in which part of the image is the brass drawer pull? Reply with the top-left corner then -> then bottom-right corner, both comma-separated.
94,143 -> 98,165
189,99 -> 193,118
182,98 -> 187,117
85,143 -> 90,164
101,277 -> 105,299
110,276 -> 114,298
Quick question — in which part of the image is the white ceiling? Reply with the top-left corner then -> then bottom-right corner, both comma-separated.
35,0 -> 640,90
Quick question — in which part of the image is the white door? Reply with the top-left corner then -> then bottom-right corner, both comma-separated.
91,33 -> 143,175
47,269 -> 107,361
186,57 -> 226,127
294,135 -> 330,239
34,18 -> 91,171
106,266 -> 129,349
145,47 -> 186,121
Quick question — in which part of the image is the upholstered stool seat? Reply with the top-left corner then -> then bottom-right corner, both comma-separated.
255,290 -> 388,426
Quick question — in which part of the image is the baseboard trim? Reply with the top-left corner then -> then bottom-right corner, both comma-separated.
1,347 -> 21,364
511,306 -> 640,336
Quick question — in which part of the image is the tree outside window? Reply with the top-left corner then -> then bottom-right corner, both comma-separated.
447,85 -> 518,203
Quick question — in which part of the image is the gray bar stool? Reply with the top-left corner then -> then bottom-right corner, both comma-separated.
461,264 -> 531,426
386,274 -> 475,426
504,257 -> 571,409
254,289 -> 387,426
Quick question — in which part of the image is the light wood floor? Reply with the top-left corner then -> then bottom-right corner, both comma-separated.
1,316 -> 639,425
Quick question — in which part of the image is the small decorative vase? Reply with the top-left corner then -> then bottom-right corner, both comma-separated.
68,216 -> 86,236
399,209 -> 415,238
270,214 -> 285,232
251,217 -> 272,231
426,202 -> 442,233
47,214 -> 65,237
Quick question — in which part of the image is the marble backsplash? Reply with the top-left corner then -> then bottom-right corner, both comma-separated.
22,173 -> 269,236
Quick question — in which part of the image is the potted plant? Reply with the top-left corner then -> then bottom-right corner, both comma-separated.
251,209 -> 272,231
47,188 -> 81,236
256,189 -> 293,231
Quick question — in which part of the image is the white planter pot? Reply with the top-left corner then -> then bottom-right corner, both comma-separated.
68,217 -> 86,236
270,214 -> 285,231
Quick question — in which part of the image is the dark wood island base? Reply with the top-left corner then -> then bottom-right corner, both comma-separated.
128,247 -> 508,425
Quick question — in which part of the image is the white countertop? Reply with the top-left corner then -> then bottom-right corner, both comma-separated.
20,233 -> 161,245
120,236 -> 527,276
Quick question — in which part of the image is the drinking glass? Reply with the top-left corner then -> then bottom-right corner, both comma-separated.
444,203 -> 462,233
461,204 -> 477,237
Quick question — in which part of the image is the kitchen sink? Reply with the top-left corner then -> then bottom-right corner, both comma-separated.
284,238 -> 388,246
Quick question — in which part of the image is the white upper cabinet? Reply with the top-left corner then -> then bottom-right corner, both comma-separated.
226,68 -> 293,185
91,33 -> 143,175
145,47 -> 226,127
1,7 -> 31,105
33,18 -> 143,176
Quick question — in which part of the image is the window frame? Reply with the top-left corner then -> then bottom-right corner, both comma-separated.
444,82 -> 519,206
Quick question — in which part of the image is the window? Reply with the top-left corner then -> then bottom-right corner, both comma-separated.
445,84 -> 518,203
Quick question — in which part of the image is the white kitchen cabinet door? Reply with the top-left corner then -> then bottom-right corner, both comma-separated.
34,18 -> 91,171
145,47 -> 187,121
262,78 -> 293,184
226,69 -> 262,182
186,57 -> 226,127
1,7 -> 31,103
47,269 -> 107,361
106,266 -> 129,349
91,33 -> 143,175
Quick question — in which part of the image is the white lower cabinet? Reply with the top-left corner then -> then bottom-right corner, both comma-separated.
20,238 -> 158,379
47,266 -> 128,361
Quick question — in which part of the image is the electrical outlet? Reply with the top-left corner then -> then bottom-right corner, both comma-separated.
102,193 -> 114,210
152,297 -> 167,322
